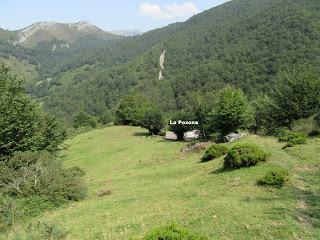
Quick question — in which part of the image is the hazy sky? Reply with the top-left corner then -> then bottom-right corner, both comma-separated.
0,0 -> 230,32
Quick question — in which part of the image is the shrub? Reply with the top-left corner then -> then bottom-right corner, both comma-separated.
201,144 -> 228,162
257,168 -> 289,187
73,112 -> 97,129
18,196 -> 56,217
66,166 -> 86,177
98,111 -> 114,125
278,131 -> 307,145
0,196 -> 18,231
224,143 -> 268,169
0,151 -> 86,203
23,222 -> 67,240
143,223 -> 208,240
139,108 -> 165,135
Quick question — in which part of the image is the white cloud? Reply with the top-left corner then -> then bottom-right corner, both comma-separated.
139,2 -> 199,20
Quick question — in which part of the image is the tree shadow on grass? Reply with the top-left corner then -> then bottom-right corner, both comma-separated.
132,132 -> 149,137
293,173 -> 320,228
209,166 -> 233,175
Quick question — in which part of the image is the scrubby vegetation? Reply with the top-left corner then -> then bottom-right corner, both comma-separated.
278,131 -> 307,146
257,168 -> 289,187
142,223 -> 208,240
0,65 -> 86,232
201,144 -> 228,162
224,143 -> 268,169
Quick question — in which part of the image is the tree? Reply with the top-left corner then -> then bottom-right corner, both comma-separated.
213,86 -> 253,135
169,111 -> 196,140
73,112 -> 98,128
98,111 -> 114,125
116,93 -> 152,125
271,66 -> 320,127
0,64 -> 66,159
139,108 -> 165,135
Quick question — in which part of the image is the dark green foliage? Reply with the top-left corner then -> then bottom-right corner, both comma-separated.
308,130 -> 320,137
98,111 -> 114,125
0,64 -> 66,159
201,144 -> 228,162
270,66 -> 320,127
257,168 -> 289,187
27,0 -> 320,122
314,112 -> 320,127
169,111 -> 197,140
73,112 -> 98,128
143,223 -> 208,240
278,131 -> 307,145
224,143 -> 268,169
116,94 -> 153,126
139,108 -> 165,135
213,86 -> 253,135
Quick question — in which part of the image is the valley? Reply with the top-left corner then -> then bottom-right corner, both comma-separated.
2,126 -> 319,239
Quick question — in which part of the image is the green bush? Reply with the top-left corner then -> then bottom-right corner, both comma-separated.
73,112 -> 97,129
0,151 -> 86,203
201,144 -> 228,162
278,130 -> 307,145
224,143 -> 268,169
22,222 -> 67,240
98,111 -> 114,125
257,168 -> 288,187
143,223 -> 208,240
66,166 -> 86,177
0,196 -> 18,231
18,196 -> 56,217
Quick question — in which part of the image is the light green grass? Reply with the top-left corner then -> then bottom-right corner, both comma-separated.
4,126 -> 320,239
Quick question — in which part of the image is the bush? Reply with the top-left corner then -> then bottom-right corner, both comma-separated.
201,144 -> 228,162
0,196 -> 18,231
0,151 -> 86,203
23,222 -> 67,240
98,111 -> 114,125
224,143 -> 268,169
73,112 -> 97,129
143,223 -> 208,240
257,168 -> 288,187
278,131 -> 307,145
139,108 -> 165,135
66,166 -> 86,177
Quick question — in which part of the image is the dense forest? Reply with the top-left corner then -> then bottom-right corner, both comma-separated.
1,0 -> 320,126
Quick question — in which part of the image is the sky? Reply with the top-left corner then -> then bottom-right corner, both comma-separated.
0,0 -> 230,32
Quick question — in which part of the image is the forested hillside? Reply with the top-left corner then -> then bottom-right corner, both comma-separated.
1,0 -> 320,124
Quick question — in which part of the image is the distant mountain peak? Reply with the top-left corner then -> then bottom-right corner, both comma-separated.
13,21 -> 117,47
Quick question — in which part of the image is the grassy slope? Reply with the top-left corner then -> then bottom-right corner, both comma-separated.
5,126 -> 320,239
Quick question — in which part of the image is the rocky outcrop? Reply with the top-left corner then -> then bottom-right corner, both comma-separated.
224,133 -> 247,142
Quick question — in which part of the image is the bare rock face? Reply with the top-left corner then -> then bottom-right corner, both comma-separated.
13,21 -> 116,47
159,50 -> 167,80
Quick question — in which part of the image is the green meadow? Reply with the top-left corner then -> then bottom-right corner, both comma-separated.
4,126 -> 320,239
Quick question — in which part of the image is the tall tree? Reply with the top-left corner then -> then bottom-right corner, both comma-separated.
0,64 -> 66,159
213,86 -> 253,135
